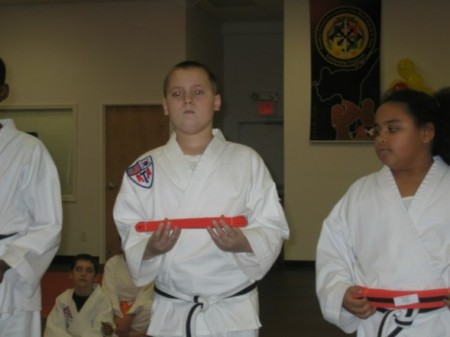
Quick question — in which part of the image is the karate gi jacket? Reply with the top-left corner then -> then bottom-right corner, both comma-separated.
102,254 -> 153,332
114,129 -> 289,336
0,119 -> 62,315
44,284 -> 114,337
316,156 -> 450,337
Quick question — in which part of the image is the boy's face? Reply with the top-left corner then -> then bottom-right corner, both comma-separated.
163,67 -> 221,136
70,259 -> 97,289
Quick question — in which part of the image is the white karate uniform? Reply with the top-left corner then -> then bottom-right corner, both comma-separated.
0,119 -> 62,336
44,284 -> 114,337
114,129 -> 289,337
316,156 -> 450,337
102,254 -> 153,332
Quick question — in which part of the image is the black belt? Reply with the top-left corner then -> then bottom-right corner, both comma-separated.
376,307 -> 441,337
155,282 -> 257,337
377,306 -> 439,314
0,233 -> 17,240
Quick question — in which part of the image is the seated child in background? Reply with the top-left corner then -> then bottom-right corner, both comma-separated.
102,253 -> 153,337
44,254 -> 115,337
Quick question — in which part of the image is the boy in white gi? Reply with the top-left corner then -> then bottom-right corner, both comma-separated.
316,88 -> 450,337
113,60 -> 289,337
103,253 -> 153,337
0,57 -> 62,336
44,254 -> 115,337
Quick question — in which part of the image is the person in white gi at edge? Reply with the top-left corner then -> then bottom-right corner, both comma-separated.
316,88 -> 450,337
113,60 -> 289,337
0,57 -> 62,336
102,252 -> 153,337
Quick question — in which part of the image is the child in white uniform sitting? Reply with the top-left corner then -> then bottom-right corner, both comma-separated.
44,254 -> 115,337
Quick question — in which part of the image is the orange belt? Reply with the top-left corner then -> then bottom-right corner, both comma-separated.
354,286 -> 450,310
135,215 -> 248,232
120,301 -> 132,315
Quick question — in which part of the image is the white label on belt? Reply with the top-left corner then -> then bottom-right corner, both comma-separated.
394,294 -> 419,307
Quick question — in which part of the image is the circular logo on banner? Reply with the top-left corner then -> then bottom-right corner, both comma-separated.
315,6 -> 376,67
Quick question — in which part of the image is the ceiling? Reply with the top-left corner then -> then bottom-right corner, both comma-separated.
0,0 -> 284,22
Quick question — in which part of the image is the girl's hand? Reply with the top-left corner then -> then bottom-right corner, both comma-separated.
342,286 -> 376,319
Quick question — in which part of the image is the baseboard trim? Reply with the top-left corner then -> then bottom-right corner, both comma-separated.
52,255 -> 75,265
50,255 -> 103,271
278,260 -> 315,270
52,256 -> 315,271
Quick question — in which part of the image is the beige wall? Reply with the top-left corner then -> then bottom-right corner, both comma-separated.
284,0 -> 450,260
186,5 -> 223,83
0,0 -> 222,262
2,0 -> 450,262
0,0 -> 188,261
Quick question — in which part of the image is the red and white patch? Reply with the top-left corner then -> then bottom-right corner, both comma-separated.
126,156 -> 154,189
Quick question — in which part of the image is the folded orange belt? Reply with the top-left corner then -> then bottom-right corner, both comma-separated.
135,215 -> 248,232
353,286 -> 450,309
120,301 -> 132,315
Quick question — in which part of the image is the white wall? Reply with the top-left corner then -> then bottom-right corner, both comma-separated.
284,0 -> 450,260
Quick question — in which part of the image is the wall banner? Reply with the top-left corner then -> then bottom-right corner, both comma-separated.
309,0 -> 381,141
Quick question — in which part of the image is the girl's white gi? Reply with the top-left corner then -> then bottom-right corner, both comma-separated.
114,129 -> 289,336
316,156 -> 450,337
44,284 -> 114,337
0,119 -> 62,335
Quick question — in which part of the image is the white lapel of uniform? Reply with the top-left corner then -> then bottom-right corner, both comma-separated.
375,160 -> 446,283
405,157 -> 449,278
407,157 -> 447,223
163,129 -> 227,217
66,291 -> 85,336
159,132 -> 192,192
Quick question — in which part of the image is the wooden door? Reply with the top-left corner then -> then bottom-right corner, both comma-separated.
105,105 -> 169,260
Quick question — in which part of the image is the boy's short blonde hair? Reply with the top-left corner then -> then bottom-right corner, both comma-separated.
163,60 -> 218,97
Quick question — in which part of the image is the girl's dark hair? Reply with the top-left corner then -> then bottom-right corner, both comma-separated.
380,88 -> 450,164
163,60 -> 218,96
0,58 -> 6,85
70,254 -> 100,275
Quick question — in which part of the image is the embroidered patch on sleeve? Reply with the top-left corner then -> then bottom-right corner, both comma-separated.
126,156 -> 154,188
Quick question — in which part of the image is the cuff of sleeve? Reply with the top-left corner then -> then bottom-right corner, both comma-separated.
327,283 -> 359,333
132,256 -> 160,287
1,246 -> 25,269
234,229 -> 280,280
